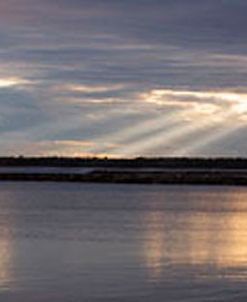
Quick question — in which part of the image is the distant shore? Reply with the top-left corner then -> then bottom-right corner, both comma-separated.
2,156 -> 247,170
1,170 -> 247,185
1,157 -> 247,185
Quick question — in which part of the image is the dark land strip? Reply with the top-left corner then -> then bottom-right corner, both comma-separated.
2,157 -> 247,185
1,170 -> 247,185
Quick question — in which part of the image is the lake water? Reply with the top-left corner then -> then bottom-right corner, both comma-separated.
0,182 -> 247,301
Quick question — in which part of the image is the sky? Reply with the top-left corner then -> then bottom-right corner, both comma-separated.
0,0 -> 247,158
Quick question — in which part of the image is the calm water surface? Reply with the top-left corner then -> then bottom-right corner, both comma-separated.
0,182 -> 247,301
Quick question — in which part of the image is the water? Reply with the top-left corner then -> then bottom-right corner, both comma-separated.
0,182 -> 247,301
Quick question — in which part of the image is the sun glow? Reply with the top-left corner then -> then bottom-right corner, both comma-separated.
58,83 -> 125,93
0,77 -> 29,88
142,89 -> 247,114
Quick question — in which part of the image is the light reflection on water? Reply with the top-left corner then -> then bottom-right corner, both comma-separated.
0,189 -> 14,290
143,211 -> 164,279
0,183 -> 247,301
0,232 -> 12,288
142,189 -> 247,283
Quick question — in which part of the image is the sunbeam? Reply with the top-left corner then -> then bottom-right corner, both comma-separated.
177,124 -> 244,156
114,109 -> 239,156
91,108 -> 195,155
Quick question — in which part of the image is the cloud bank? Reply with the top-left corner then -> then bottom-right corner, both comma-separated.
0,0 -> 247,157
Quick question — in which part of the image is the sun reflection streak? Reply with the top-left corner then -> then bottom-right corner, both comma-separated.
0,227 -> 12,288
211,193 -> 247,270
141,190 -> 247,282
142,212 -> 165,279
0,194 -> 16,290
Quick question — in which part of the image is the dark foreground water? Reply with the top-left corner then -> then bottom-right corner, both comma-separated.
0,183 -> 247,301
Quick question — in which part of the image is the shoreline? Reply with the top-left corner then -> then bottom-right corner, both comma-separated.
1,170 -> 247,185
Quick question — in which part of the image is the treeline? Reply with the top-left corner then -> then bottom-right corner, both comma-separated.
1,156 -> 247,169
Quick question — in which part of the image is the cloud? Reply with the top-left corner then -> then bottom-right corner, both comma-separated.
0,0 -> 246,157
0,77 -> 28,88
